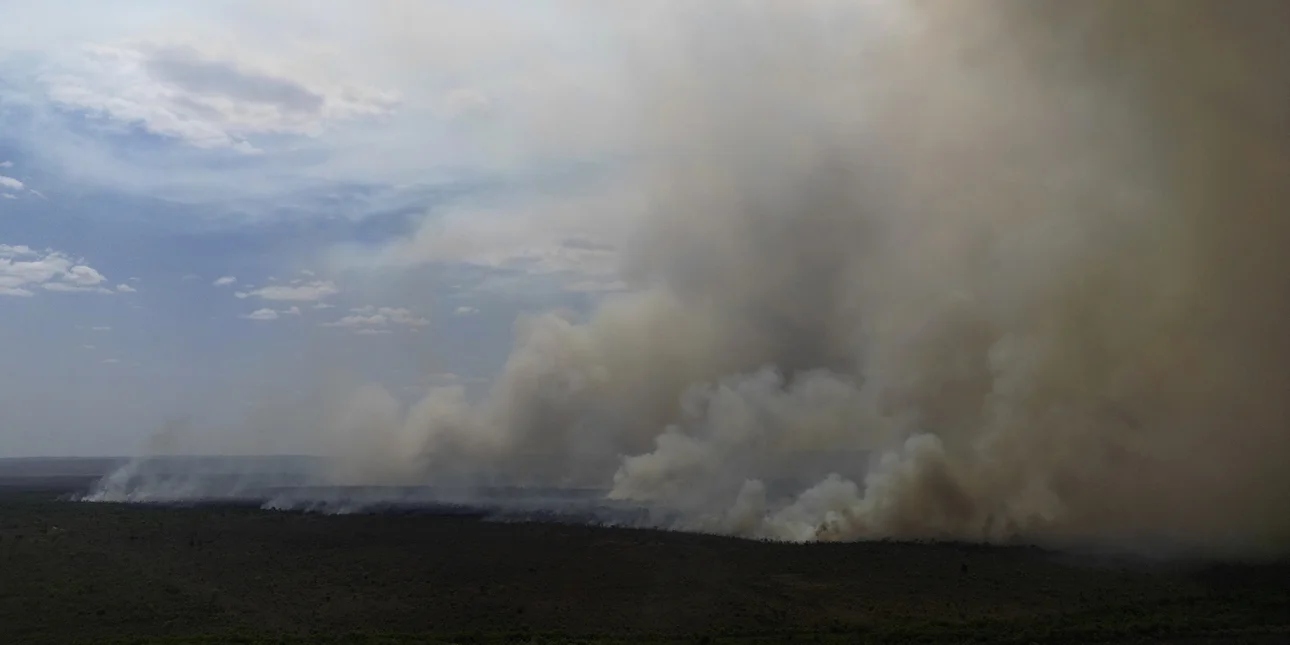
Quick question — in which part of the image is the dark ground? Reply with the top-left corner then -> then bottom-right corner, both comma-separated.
1,466 -> 1288,644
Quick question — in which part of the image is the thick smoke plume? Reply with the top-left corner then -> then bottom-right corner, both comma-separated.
96,1 -> 1290,556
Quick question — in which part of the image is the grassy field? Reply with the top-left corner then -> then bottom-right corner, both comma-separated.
1,488 -> 1287,644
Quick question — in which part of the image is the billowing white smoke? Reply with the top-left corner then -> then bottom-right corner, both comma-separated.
99,1 -> 1290,556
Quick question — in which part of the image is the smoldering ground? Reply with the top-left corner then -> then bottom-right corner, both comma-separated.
91,0 -> 1290,557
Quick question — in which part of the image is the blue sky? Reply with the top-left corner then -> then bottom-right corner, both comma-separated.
0,0 -> 642,456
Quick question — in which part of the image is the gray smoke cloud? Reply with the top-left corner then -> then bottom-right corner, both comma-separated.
93,0 -> 1290,556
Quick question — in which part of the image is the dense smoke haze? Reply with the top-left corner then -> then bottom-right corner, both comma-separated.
91,0 -> 1290,556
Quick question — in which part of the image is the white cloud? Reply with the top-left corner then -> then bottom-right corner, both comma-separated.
353,328 -> 392,336
2,194 -> 15,200
241,308 -> 279,321
212,275 -> 237,287
65,264 -> 107,286
0,175 -> 23,191
284,306 -> 301,315
82,344 -> 95,350
115,283 -> 137,293
454,306 -> 479,316
0,161 -> 12,168
313,302 -> 334,309
234,280 -> 338,302
91,326 -> 111,331
101,358 -> 120,364
0,244 -> 113,297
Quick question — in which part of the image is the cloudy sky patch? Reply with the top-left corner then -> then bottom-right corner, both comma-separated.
0,0 -> 642,456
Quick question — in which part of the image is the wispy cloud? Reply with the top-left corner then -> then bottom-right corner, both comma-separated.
0,162 -> 28,196
322,305 -> 427,334
334,185 -> 640,296
0,1 -> 638,225
241,308 -> 279,321
422,372 -> 490,387
235,280 -> 338,302
212,276 -> 237,287
240,305 -> 301,321
43,41 -> 400,154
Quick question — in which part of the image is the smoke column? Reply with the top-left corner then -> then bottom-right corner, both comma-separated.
94,0 -> 1290,556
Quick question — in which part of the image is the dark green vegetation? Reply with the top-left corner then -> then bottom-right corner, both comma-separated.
1,489 -> 1287,644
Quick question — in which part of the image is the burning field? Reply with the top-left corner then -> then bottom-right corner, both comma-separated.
2,484 -> 1288,643
2,459 -> 1288,643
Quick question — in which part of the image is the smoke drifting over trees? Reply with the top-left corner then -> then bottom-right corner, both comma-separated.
98,1 -> 1290,557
